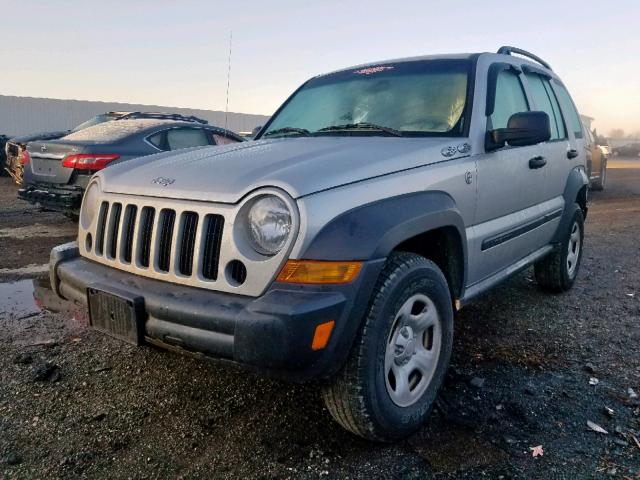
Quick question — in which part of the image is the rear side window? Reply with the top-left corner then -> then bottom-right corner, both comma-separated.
166,128 -> 210,150
490,70 -> 529,129
553,82 -> 583,139
524,73 -> 566,140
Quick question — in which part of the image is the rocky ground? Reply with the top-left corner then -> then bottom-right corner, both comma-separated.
0,160 -> 639,479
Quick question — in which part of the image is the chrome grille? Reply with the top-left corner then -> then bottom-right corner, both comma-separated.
79,189 -> 299,297
91,201 -> 224,281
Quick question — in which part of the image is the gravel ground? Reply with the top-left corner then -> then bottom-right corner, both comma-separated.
0,161 -> 639,479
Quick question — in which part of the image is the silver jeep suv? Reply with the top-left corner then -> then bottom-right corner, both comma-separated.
50,46 -> 588,441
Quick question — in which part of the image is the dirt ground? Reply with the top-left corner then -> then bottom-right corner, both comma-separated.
1,160 -> 639,479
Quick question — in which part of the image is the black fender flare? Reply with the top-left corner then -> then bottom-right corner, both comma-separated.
301,190 -> 468,282
553,166 -> 588,243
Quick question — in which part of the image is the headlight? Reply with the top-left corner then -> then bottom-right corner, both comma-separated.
80,181 -> 100,230
246,195 -> 292,255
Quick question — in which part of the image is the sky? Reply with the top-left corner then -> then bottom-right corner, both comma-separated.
2,0 -> 639,136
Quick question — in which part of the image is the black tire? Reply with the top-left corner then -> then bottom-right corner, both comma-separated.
534,204 -> 584,292
321,252 -> 453,442
590,160 -> 606,191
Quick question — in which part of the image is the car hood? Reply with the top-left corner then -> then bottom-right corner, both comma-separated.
9,130 -> 70,145
98,137 -> 469,203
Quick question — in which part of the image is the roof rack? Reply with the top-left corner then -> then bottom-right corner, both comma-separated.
496,46 -> 552,71
119,112 -> 209,125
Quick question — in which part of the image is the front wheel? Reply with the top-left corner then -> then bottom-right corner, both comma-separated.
321,252 -> 453,441
534,204 -> 584,292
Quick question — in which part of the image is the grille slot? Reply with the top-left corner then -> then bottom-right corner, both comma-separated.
201,214 -> 225,280
121,205 -> 137,263
157,209 -> 176,273
95,202 -> 109,255
107,203 -> 122,259
138,207 -> 156,268
178,211 -> 199,276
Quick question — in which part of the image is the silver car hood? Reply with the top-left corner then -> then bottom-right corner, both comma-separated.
98,137 -> 466,203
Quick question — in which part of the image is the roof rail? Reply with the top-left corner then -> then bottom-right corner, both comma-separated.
120,112 -> 209,125
496,46 -> 552,71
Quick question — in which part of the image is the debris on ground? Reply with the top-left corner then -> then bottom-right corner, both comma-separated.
589,377 -> 600,386
587,421 -> 609,434
31,362 -> 61,382
529,445 -> 544,457
469,377 -> 485,389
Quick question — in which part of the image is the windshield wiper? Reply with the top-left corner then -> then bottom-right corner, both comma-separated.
316,122 -> 403,137
263,127 -> 310,138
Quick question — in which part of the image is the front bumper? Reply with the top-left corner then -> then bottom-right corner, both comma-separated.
50,243 -> 384,382
18,184 -> 83,212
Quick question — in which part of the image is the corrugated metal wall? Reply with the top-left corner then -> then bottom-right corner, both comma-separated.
0,95 -> 270,136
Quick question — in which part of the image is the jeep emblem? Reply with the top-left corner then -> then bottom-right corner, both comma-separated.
151,177 -> 175,187
41,145 -> 47,152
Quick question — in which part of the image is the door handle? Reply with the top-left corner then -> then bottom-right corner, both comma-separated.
567,149 -> 579,159
529,156 -> 547,169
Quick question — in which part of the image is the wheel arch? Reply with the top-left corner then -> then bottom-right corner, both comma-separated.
301,191 -> 468,299
553,167 -> 588,243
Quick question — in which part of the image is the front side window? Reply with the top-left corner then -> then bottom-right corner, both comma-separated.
261,60 -> 471,138
524,73 -> 566,140
553,82 -> 583,139
166,128 -> 210,150
490,69 -> 529,130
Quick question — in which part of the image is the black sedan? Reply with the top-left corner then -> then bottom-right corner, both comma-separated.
19,118 -> 243,217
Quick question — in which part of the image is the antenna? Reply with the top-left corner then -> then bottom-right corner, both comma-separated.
224,30 -> 233,134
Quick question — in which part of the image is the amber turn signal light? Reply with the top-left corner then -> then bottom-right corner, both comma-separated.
311,320 -> 335,351
276,260 -> 362,284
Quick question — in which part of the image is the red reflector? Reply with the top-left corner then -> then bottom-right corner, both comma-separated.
20,150 -> 31,165
62,154 -> 120,170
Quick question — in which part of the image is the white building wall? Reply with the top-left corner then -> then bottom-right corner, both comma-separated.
0,95 -> 270,137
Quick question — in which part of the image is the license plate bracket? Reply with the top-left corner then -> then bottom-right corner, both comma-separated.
87,285 -> 145,345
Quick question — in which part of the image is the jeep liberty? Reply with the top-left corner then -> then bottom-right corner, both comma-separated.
50,46 -> 588,441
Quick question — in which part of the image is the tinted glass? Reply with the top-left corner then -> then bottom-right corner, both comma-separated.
262,60 -> 471,137
166,128 -> 210,150
525,73 -> 565,140
553,82 -> 583,139
490,70 -> 529,129
147,132 -> 165,150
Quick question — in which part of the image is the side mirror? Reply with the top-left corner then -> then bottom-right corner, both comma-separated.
486,111 -> 551,151
251,126 -> 263,138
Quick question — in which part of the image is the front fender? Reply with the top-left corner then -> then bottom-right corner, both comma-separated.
301,191 -> 467,264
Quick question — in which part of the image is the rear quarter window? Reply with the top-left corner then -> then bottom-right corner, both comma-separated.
553,82 -> 583,139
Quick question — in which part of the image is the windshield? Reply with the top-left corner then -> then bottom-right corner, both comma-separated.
261,60 -> 471,138
71,113 -> 120,132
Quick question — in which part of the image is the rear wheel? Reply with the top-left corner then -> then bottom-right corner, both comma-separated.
591,160 -> 606,191
534,204 -> 584,292
322,252 -> 453,441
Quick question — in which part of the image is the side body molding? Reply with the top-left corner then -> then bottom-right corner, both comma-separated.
301,190 -> 468,274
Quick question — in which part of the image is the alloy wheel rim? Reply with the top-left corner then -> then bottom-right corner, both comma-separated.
384,293 -> 442,407
566,221 -> 581,277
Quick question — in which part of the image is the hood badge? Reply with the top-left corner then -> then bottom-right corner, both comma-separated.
40,145 -> 47,152
151,177 -> 175,187
441,146 -> 457,157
